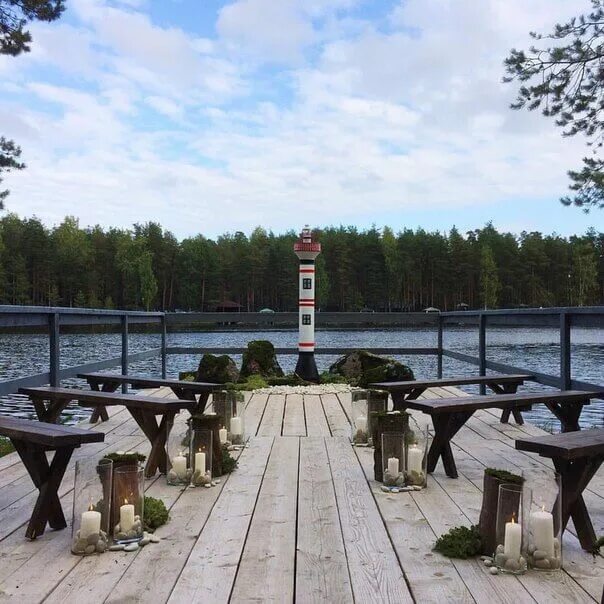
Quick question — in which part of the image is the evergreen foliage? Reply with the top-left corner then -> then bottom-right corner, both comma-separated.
433,525 -> 483,559
484,468 -> 525,485
143,496 -> 169,531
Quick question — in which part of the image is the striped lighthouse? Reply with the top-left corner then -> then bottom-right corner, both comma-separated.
294,226 -> 321,383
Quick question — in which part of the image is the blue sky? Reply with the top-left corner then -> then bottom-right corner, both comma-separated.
0,0 -> 600,238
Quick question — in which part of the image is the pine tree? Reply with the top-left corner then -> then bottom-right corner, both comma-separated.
480,246 -> 501,310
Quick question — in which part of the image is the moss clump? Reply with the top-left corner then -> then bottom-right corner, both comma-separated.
221,445 -> 238,474
434,525 -> 482,559
197,354 -> 240,383
329,350 -> 414,387
224,375 -> 269,391
179,371 -> 196,382
318,371 -> 348,384
485,468 -> 524,485
0,437 -> 15,458
143,496 -> 169,531
240,340 -> 284,379
105,452 -> 147,464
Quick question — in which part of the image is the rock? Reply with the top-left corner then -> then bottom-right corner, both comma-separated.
549,557 -> 561,570
533,550 -> 547,560
167,469 -> 179,483
496,544 -> 505,554
480,556 -> 492,562
204,483 -> 212,488
86,532 -> 99,545
399,487 -> 414,492
196,354 -> 240,383
411,486 -> 423,491
240,341 -> 283,379
380,485 -> 391,493
328,350 -> 414,387
116,532 -> 127,541
124,543 -> 139,552
527,544 -> 536,555
494,553 -> 507,568
391,488 -> 400,493
534,558 -> 551,570
150,534 -> 161,543
139,537 -> 150,546
74,538 -> 88,552
519,556 -> 527,570
84,544 -> 96,555
214,479 -> 221,484
504,558 -> 520,572
484,560 -> 492,567
109,544 -> 125,551
127,529 -> 138,539
489,566 -> 499,575
395,475 -> 406,487
96,540 -> 107,553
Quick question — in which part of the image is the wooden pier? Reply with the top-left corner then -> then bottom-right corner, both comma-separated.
0,386 -> 601,603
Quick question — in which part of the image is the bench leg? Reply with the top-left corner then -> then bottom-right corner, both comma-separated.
129,409 -> 175,478
552,456 -> 604,550
427,411 -> 474,479
545,401 -> 584,432
488,383 -> 526,425
12,440 -> 74,539
87,380 -> 118,423
31,396 -> 70,424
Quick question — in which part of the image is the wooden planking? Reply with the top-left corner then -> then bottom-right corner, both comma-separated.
325,437 -> 413,603
303,394 -> 331,436
243,392 -> 269,437
231,437 -> 299,603
354,445 -> 474,603
321,394 -> 350,437
257,394 -> 286,436
296,437 -> 353,603
283,394 -> 306,436
167,437 -> 274,603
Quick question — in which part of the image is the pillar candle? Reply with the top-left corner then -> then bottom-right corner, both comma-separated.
230,416 -> 243,436
504,516 -> 522,559
195,450 -> 206,473
531,508 -> 555,558
407,444 -> 423,474
120,500 -> 135,532
355,415 -> 367,432
387,457 -> 399,475
80,506 -> 101,539
219,427 -> 228,444
172,452 -> 187,479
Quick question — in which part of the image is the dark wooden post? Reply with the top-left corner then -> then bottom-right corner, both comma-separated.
121,315 -> 128,394
49,313 -> 60,387
437,314 -> 443,379
161,314 -> 167,379
560,311 -> 571,391
478,313 -> 486,395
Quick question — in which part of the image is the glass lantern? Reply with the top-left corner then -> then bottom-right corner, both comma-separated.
166,418 -> 192,486
71,457 -> 112,555
212,390 -> 245,446
190,428 -> 213,487
381,432 -> 405,487
527,473 -> 562,570
351,389 -> 388,445
112,466 -> 144,543
494,483 -> 528,574
404,417 -> 429,488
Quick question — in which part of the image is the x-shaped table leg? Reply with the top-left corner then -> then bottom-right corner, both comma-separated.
31,395 -> 71,424
129,409 -> 175,478
391,388 -> 426,412
428,411 -> 475,478
487,383 -> 526,425
87,379 -> 119,422
12,440 -> 75,539
545,401 -> 584,432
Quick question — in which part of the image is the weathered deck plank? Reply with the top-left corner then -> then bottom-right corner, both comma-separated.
257,394 -> 285,436
283,394 -> 306,436
303,394 -> 331,436
321,393 -> 350,436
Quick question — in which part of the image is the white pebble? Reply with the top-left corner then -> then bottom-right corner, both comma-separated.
390,488 -> 400,493
489,567 -> 499,575
380,485 -> 390,493
150,535 -> 161,543
109,544 -> 125,551
124,543 -> 139,552
204,483 -> 212,488
214,479 -> 221,484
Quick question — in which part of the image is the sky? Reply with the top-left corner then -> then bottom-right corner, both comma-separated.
0,0 -> 601,239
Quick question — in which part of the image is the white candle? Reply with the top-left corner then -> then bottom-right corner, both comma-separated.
172,452 -> 187,479
504,515 -> 522,559
120,500 -> 135,532
80,505 -> 101,539
531,507 -> 555,558
219,427 -> 228,444
195,450 -> 206,473
355,415 -> 367,432
387,456 -> 399,475
407,444 -> 423,474
230,416 -> 243,436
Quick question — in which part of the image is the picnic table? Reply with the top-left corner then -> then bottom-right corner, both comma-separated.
0,416 -> 104,539
19,387 -> 197,478
516,427 -> 604,551
371,374 -> 534,423
369,389 -> 601,478
78,373 -> 217,422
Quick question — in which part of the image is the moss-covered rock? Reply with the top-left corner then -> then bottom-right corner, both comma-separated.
196,354 -> 240,384
240,340 -> 284,379
329,350 -> 414,387
179,371 -> 196,381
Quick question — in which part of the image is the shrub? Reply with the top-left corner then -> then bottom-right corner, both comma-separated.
434,525 -> 482,558
143,496 -> 169,531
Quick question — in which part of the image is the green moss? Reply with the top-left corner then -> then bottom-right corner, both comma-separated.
197,354 -> 240,383
143,496 -> 169,531
105,452 -> 147,464
221,445 -> 238,474
485,468 -> 524,484
240,340 -> 284,378
224,375 -> 269,391
318,371 -> 349,384
0,437 -> 14,458
179,371 -> 196,382
434,525 -> 482,559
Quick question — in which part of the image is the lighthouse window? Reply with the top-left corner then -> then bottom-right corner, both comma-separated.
303,278 -> 312,289
302,314 -> 312,325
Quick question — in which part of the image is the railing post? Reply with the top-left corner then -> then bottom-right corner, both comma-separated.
49,312 -> 60,387
478,313 -> 486,395
121,315 -> 129,394
161,314 -> 167,379
560,311 -> 571,390
437,314 -> 443,379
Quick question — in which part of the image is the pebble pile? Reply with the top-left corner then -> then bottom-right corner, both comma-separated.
254,384 -> 359,395
493,544 -> 527,574
71,530 -> 109,555
527,541 -> 561,570
114,514 -> 143,542
109,532 -> 161,552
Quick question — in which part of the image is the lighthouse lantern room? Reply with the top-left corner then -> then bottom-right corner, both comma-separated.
293,226 -> 321,382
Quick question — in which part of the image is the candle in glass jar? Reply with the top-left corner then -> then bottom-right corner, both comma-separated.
355,415 -> 367,432
230,416 -> 242,436
504,515 -> 522,559
172,452 -> 187,479
80,504 -> 101,539
407,444 -> 423,474
531,506 -> 555,558
387,457 -> 399,475
219,427 -> 228,444
120,499 -> 135,532
195,449 -> 206,473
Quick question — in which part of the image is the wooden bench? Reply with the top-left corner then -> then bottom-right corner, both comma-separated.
371,373 -> 534,424
19,387 -> 197,478
370,390 -> 602,479
77,373 -> 218,422
515,428 -> 604,551
0,416 -> 104,539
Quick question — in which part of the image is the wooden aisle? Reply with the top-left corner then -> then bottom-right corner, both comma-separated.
0,386 -> 600,603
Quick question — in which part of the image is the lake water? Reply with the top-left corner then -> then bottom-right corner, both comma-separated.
0,327 -> 602,429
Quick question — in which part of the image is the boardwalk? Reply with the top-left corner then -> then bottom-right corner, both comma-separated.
0,386 -> 601,603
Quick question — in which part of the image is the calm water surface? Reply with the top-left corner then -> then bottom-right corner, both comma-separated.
0,327 -> 601,429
